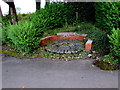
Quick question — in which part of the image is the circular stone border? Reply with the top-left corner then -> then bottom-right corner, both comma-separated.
40,32 -> 92,51
45,39 -> 84,54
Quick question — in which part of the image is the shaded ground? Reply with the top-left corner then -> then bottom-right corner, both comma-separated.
2,56 -> 118,88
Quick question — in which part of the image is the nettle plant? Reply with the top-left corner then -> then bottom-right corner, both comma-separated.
108,28 -> 120,59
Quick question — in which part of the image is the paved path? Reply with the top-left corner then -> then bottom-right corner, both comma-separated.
2,57 -> 118,88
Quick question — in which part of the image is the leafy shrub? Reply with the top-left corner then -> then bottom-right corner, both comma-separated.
100,55 -> 119,65
45,2 -> 75,26
7,21 -> 41,53
95,2 -> 119,52
0,27 -> 2,46
93,55 -> 119,70
2,15 -> 11,26
1,15 -> 19,46
74,23 -> 109,52
30,2 -> 75,31
108,28 -> 120,59
17,14 -> 31,21
95,2 -> 119,32
1,27 -> 7,45
0,18 -> 2,45
1,16 -> 11,45
116,2 -> 120,28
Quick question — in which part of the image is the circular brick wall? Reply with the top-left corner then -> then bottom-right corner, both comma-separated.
40,33 -> 87,47
40,32 -> 92,51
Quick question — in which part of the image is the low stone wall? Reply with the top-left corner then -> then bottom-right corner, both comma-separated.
40,32 -> 92,51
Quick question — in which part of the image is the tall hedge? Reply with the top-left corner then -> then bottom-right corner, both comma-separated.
116,2 -> 120,28
95,2 -> 119,32
30,2 -> 75,31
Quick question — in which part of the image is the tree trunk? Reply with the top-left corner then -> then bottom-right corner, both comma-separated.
0,6 -> 3,18
6,1 -> 18,24
36,0 -> 41,11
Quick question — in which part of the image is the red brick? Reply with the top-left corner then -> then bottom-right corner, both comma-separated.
40,34 -> 86,47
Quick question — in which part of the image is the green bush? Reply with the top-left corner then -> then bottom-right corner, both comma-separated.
1,27 -> 7,45
95,2 -> 119,32
17,14 -> 31,21
45,2 -> 75,27
1,16 -> 11,45
1,15 -> 18,46
30,2 -> 75,31
116,2 -> 120,28
108,28 -> 120,59
74,23 -> 109,52
100,55 -> 119,65
2,15 -> 11,26
7,21 -> 41,53
93,55 -> 119,70
0,27 -> 2,46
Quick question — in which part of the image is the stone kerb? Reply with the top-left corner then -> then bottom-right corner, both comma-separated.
40,32 -> 92,51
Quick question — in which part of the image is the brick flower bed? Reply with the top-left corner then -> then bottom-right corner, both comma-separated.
40,32 -> 92,51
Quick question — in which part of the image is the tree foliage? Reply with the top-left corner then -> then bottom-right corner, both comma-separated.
95,2 -> 119,32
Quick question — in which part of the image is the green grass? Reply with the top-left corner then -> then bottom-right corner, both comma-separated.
93,60 -> 119,70
62,43 -> 70,46
93,54 -> 119,70
1,49 -> 18,57
99,55 -> 119,64
43,22 -> 98,40
42,25 -> 76,37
